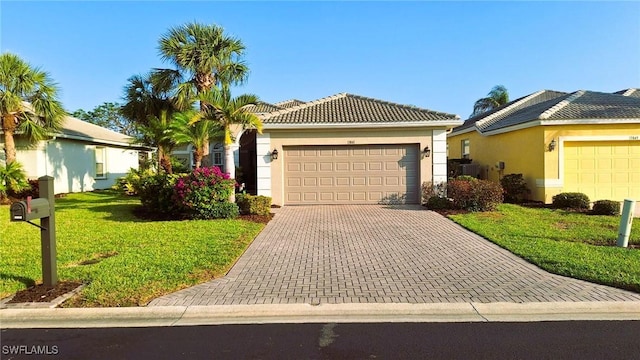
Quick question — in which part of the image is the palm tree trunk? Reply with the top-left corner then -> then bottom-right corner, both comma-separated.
224,144 -> 235,203
194,149 -> 203,169
2,114 -> 18,164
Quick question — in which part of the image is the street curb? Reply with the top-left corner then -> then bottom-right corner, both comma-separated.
2,302 -> 639,328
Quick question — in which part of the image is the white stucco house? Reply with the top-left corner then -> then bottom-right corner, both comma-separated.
1,114 -> 151,194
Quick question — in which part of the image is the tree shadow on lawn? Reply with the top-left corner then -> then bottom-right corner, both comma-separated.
0,273 -> 36,289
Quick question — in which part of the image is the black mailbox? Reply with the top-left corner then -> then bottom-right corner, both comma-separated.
10,198 -> 50,222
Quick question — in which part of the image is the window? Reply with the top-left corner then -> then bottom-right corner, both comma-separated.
461,139 -> 470,159
95,147 -> 106,178
212,143 -> 224,166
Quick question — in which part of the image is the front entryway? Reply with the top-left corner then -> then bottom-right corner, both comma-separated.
283,144 -> 420,204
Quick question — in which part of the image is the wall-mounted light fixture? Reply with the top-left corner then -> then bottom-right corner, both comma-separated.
422,146 -> 431,157
270,149 -> 279,161
548,139 -> 557,152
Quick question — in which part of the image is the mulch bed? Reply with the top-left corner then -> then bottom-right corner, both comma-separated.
238,213 -> 274,224
7,281 -> 83,303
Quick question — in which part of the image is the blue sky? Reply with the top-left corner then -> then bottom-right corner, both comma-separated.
2,1 -> 639,119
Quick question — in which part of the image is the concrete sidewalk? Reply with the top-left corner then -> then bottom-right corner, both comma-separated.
2,302 -> 640,329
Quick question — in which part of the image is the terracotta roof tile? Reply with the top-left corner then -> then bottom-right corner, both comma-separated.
261,93 -> 459,124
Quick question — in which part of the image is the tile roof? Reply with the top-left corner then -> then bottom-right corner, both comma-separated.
13,102 -> 147,148
274,99 -> 306,108
59,115 -> 143,147
614,88 -> 640,98
260,93 -> 459,125
245,102 -> 283,114
452,90 -> 640,134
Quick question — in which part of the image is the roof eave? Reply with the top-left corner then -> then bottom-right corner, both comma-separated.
52,132 -> 152,150
479,118 -> 640,136
263,120 -> 463,130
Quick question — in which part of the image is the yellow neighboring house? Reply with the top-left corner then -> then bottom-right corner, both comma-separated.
447,89 -> 640,203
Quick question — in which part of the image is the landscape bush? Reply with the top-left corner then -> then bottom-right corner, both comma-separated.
112,168 -> 155,196
591,200 -> 620,216
425,196 -> 452,210
500,173 -> 530,203
421,181 -> 447,204
236,193 -> 272,216
137,173 -> 181,215
448,177 -> 503,212
552,192 -> 590,210
174,166 -> 238,219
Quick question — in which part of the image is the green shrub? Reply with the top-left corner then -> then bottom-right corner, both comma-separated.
425,196 -> 452,210
592,200 -> 621,216
137,173 -> 181,215
552,192 -> 590,210
112,168 -> 154,196
448,178 -> 503,212
174,166 -> 237,219
236,194 -> 272,216
500,173 -> 530,203
421,181 -> 447,204
0,161 -> 29,199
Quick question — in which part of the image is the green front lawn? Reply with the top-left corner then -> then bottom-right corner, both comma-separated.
0,191 -> 264,307
449,204 -> 640,293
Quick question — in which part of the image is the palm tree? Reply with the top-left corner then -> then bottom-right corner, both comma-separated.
195,88 -> 262,201
121,72 -> 188,173
0,52 -> 66,165
170,110 -> 223,169
157,22 -> 248,164
137,110 -> 179,174
472,85 -> 510,116
0,161 -> 29,198
157,22 -> 248,106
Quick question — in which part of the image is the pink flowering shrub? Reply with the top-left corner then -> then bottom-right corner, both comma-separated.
174,166 -> 239,219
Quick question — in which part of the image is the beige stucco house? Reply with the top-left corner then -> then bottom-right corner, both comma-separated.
1,114 -> 150,194
190,93 -> 461,206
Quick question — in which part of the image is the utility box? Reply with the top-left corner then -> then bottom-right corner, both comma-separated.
10,198 -> 50,222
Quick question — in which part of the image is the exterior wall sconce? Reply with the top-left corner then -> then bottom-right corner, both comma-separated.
422,146 -> 431,157
548,139 -> 557,152
270,149 -> 279,160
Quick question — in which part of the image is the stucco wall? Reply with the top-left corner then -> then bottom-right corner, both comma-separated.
448,126 -> 545,199
260,126 -> 438,206
2,137 -> 139,194
448,123 -> 640,203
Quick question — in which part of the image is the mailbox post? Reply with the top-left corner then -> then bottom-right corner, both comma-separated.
9,176 -> 57,286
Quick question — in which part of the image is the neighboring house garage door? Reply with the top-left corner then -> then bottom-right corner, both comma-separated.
284,144 -> 420,204
564,141 -> 640,202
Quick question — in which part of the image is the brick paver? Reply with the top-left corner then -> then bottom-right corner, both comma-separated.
149,206 -> 640,306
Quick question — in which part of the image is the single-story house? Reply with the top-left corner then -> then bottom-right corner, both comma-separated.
1,113 -> 151,194
447,89 -> 640,203
176,93 -> 462,206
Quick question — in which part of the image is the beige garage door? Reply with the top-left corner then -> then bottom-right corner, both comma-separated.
564,140 -> 640,201
284,144 -> 420,204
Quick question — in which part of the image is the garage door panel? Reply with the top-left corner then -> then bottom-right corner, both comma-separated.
564,141 -> 639,202
284,144 -> 420,204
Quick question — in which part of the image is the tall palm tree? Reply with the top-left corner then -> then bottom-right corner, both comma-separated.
157,22 -> 248,164
157,22 -> 248,107
121,72 -> 188,173
170,110 -> 223,169
472,85 -> 510,116
0,52 -> 66,164
195,88 -> 262,201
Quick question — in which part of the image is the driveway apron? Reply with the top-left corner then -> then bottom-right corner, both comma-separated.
149,206 -> 640,306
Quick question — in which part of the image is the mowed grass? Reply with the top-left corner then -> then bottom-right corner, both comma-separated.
449,204 -> 640,293
0,191 -> 264,307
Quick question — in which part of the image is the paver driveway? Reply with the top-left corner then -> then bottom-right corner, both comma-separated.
149,206 -> 640,306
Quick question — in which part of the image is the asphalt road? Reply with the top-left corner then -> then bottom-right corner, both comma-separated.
2,321 -> 639,359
